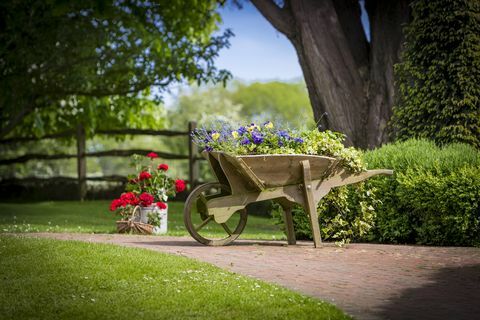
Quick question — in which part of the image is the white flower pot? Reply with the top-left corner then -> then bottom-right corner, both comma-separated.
139,205 -> 168,235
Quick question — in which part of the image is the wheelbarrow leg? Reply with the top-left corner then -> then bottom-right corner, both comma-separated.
301,160 -> 322,248
277,199 -> 296,245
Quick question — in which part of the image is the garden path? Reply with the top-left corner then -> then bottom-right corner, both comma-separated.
25,233 -> 480,320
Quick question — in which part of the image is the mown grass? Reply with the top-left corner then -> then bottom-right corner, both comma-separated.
0,201 -> 284,240
0,235 -> 350,320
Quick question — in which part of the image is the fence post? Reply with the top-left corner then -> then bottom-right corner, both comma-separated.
188,121 -> 199,191
76,124 -> 87,201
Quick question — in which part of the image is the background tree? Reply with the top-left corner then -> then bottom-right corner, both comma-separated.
230,81 -> 314,128
391,0 -> 480,148
251,0 -> 410,148
0,0 -> 231,138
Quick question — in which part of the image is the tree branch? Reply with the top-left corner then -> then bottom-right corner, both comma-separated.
251,0 -> 295,38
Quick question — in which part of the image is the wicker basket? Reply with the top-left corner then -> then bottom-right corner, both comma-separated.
116,206 -> 154,235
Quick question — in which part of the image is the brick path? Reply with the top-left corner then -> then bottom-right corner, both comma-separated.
26,233 -> 480,320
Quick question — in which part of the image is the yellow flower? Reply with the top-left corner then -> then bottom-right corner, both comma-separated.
231,131 -> 239,138
264,121 -> 274,129
211,132 -> 220,141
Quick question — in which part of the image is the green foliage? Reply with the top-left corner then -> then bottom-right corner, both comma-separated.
0,0 -> 230,137
273,139 -> 480,246
391,0 -> 480,148
16,95 -> 167,138
272,184 -> 378,246
192,122 -> 366,173
0,236 -> 349,320
364,139 -> 480,246
229,81 -> 315,128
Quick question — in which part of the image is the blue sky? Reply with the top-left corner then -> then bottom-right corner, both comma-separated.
215,2 -> 303,81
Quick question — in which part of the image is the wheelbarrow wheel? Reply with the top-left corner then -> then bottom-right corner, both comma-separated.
184,182 -> 248,246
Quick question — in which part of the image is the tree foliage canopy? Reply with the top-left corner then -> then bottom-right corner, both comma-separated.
0,0 -> 231,137
391,0 -> 480,148
230,81 -> 314,128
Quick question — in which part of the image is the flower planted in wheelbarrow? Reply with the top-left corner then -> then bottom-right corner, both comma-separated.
191,121 -> 366,173
109,152 -> 187,234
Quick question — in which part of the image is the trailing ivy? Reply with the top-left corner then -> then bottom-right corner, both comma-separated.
391,0 -> 480,148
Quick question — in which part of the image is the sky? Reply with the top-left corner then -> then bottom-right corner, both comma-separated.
215,2 -> 303,81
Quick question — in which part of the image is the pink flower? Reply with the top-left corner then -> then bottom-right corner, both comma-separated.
156,202 -> 167,209
139,192 -> 154,207
157,163 -> 169,171
175,179 -> 186,193
146,152 -> 158,159
138,171 -> 152,181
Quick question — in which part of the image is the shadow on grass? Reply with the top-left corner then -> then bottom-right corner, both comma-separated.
376,264 -> 480,320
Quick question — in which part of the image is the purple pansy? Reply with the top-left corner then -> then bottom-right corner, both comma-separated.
277,130 -> 290,139
241,137 -> 250,145
294,137 -> 304,144
237,126 -> 247,135
251,131 -> 264,144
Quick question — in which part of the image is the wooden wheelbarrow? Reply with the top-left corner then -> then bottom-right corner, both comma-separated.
184,152 -> 393,247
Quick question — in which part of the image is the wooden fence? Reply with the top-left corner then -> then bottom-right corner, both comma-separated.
0,121 -> 200,200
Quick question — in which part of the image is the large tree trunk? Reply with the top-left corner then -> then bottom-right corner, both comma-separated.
251,0 -> 410,149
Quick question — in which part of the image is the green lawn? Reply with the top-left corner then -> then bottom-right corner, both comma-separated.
0,235 -> 350,320
0,201 -> 285,240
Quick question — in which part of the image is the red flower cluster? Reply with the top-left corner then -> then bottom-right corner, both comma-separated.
138,171 -> 152,181
157,163 -> 168,171
139,192 -> 154,207
121,192 -> 139,206
109,198 -> 126,211
146,152 -> 158,159
175,179 -> 186,192
156,202 -> 167,209
109,192 -> 140,211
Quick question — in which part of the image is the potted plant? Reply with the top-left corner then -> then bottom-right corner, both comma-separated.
109,152 -> 186,234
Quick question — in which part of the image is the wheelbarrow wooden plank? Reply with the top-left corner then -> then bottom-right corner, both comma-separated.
237,154 -> 337,188
301,160 -> 322,247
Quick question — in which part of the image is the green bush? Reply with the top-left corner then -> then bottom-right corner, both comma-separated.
364,139 -> 480,246
391,0 -> 480,148
272,183 -> 379,246
273,139 -> 480,246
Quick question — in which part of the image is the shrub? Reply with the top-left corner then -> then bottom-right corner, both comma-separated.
273,139 -> 480,246
391,0 -> 480,148
272,183 -> 379,246
364,139 -> 480,246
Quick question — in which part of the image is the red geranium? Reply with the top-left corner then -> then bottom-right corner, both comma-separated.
120,192 -> 139,206
138,171 -> 152,181
156,202 -> 167,209
175,179 -> 186,193
139,192 -> 154,207
146,152 -> 158,159
157,164 -> 169,171
109,198 -> 126,211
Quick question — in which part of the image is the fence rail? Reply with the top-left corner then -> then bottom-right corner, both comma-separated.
0,122 -> 200,200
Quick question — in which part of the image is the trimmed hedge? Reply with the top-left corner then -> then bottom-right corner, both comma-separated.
273,140 -> 480,246
364,139 -> 480,246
